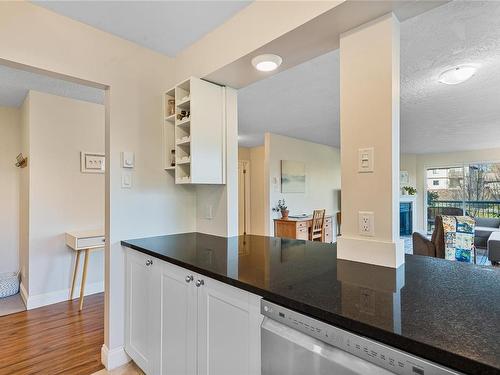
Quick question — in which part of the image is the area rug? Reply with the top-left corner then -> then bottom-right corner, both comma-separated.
0,293 -> 26,317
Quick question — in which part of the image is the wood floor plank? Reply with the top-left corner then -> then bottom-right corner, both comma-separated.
0,293 -> 104,375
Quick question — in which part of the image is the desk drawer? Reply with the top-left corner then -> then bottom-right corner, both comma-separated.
325,217 -> 332,224
297,227 -> 308,240
77,236 -> 105,249
324,231 -> 332,243
297,222 -> 307,229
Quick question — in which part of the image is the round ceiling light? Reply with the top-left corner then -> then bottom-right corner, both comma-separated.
438,65 -> 477,85
251,54 -> 282,72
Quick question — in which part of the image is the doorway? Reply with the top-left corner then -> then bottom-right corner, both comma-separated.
0,60 -> 107,373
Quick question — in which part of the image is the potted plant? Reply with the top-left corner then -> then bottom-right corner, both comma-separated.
402,186 -> 417,196
272,199 -> 289,219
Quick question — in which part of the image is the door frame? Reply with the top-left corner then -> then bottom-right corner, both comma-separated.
238,160 -> 251,235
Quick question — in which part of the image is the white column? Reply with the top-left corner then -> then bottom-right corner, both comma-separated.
337,13 -> 404,268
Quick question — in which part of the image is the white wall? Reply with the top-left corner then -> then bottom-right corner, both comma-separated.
265,133 -> 341,236
0,1 -> 342,368
24,91 -> 104,302
0,2 -> 193,361
0,106 -> 21,274
400,153 -> 417,188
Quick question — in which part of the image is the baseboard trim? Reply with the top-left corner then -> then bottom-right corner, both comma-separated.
25,281 -> 104,310
101,344 -> 130,370
337,236 -> 404,268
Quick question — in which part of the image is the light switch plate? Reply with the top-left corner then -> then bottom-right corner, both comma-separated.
122,151 -> 135,168
358,147 -> 374,173
121,172 -> 132,189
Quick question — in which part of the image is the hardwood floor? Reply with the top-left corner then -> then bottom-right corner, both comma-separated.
0,293 -> 104,375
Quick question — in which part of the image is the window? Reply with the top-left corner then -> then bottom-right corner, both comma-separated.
426,162 -> 500,233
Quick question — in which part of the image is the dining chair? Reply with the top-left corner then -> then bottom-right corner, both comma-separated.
310,209 -> 326,241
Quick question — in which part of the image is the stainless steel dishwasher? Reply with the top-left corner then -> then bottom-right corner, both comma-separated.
261,300 -> 460,375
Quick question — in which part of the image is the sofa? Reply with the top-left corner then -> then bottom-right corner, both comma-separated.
473,217 -> 500,249
475,217 -> 500,265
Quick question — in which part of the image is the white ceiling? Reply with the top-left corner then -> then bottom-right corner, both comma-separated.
400,0 -> 500,154
0,65 -> 104,107
34,1 -> 251,57
238,1 -> 500,154
238,49 -> 340,148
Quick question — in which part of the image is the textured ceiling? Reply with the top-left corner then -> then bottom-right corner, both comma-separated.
34,1 -> 251,57
239,1 -> 500,154
0,65 -> 104,107
400,0 -> 500,153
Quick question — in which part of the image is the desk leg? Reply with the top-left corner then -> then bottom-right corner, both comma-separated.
69,250 -> 81,300
79,249 -> 90,311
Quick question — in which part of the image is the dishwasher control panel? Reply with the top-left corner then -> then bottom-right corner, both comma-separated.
261,300 -> 461,375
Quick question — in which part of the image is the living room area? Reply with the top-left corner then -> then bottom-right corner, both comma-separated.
398,2 -> 500,267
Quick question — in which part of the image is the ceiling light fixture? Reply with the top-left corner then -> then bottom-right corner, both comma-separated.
438,65 -> 477,85
251,54 -> 282,72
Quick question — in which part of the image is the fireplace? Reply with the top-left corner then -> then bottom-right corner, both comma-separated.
400,202 -> 413,236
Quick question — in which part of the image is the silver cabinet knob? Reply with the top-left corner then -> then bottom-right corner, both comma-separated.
185,275 -> 194,283
195,279 -> 204,287
145,259 -> 153,266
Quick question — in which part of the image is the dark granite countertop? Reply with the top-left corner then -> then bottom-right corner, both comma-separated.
121,233 -> 500,375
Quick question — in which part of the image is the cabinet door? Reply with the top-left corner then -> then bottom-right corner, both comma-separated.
157,262 -> 197,375
197,276 -> 262,375
125,250 -> 156,373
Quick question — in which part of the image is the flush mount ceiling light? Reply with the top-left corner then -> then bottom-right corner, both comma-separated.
438,65 -> 477,85
251,54 -> 282,72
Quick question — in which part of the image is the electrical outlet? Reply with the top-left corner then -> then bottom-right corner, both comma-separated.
359,211 -> 374,236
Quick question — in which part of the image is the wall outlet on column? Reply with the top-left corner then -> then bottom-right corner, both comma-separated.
359,211 -> 374,236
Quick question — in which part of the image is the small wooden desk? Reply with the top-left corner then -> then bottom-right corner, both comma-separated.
274,215 -> 333,243
65,229 -> 105,311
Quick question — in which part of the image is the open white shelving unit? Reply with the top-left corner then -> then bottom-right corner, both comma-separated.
163,77 -> 225,184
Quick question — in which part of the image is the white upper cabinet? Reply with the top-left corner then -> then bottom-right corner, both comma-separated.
163,77 -> 225,184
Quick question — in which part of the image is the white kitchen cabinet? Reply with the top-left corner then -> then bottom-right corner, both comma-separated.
125,250 -> 262,375
124,250 -> 157,373
197,276 -> 262,375
156,261 -> 197,375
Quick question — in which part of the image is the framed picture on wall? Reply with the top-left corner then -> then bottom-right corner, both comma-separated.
80,152 -> 105,174
400,170 -> 409,185
281,160 -> 305,193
